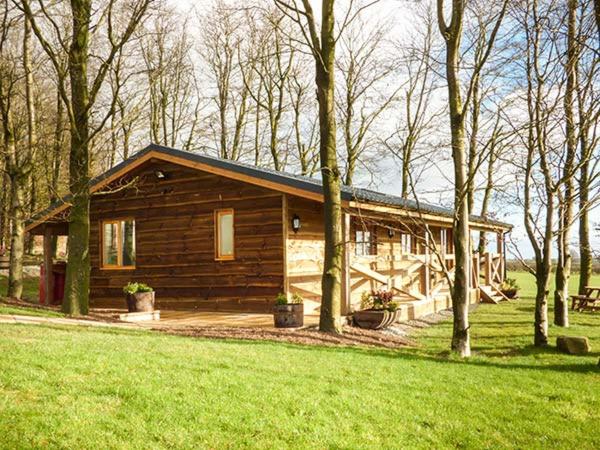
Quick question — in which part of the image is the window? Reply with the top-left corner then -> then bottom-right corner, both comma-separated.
215,209 -> 234,260
101,219 -> 135,269
400,233 -> 412,254
355,225 -> 376,256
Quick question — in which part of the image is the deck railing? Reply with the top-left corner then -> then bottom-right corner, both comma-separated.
350,250 -> 503,302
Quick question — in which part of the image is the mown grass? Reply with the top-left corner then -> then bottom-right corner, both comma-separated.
0,272 -> 599,449
0,304 -> 64,318
0,275 -> 39,302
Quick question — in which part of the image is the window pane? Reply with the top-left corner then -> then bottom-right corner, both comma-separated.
103,223 -> 118,266
121,220 -> 136,266
219,212 -> 234,257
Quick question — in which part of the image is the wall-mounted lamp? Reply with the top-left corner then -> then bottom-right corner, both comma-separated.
291,214 -> 301,233
387,228 -> 395,238
154,170 -> 167,180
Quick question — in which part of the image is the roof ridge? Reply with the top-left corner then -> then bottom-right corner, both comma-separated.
26,143 -> 512,230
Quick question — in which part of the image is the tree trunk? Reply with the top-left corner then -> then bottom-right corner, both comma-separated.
7,173 -> 25,299
0,169 -> 9,250
51,88 -> 64,257
314,0 -> 342,333
62,0 -> 92,316
578,157 -> 591,294
534,270 -> 549,346
23,17 -> 37,255
594,0 -> 600,37
439,1 -> 471,357
554,0 -> 577,327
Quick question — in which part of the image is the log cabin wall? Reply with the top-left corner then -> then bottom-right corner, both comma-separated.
88,159 -> 285,312
285,195 -> 456,313
286,195 -> 326,314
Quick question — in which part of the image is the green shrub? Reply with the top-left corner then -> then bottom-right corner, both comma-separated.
275,292 -> 304,305
123,282 -> 153,295
275,292 -> 288,305
500,278 -> 519,292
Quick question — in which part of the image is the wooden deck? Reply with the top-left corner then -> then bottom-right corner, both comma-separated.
92,308 -> 320,329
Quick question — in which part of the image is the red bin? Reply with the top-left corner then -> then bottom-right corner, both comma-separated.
39,262 -> 67,305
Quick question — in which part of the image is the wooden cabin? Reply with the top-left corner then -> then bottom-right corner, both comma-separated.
26,144 -> 512,320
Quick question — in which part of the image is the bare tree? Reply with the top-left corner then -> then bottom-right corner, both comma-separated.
200,1 -> 253,160
576,0 -> 600,295
509,0 -> 566,346
554,0 -> 578,327
243,8 -> 294,171
141,9 -> 202,153
436,0 -> 508,356
382,5 -> 441,199
276,0 -> 347,333
22,0 -> 153,315
336,16 -> 398,186
287,65 -> 319,175
0,2 -> 27,298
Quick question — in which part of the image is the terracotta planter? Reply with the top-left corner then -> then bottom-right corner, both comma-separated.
353,309 -> 399,330
126,291 -> 155,313
273,303 -> 304,328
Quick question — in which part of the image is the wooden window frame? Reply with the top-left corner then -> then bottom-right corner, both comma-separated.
354,222 -> 377,257
400,233 -> 413,255
100,218 -> 136,270
215,209 -> 235,261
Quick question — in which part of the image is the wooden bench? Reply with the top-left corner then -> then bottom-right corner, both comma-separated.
571,286 -> 600,312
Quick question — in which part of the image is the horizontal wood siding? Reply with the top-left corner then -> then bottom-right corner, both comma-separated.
286,196 -> 456,312
286,195 -> 325,314
89,160 -> 284,312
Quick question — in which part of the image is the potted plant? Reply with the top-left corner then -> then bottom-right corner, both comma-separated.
499,278 -> 519,299
273,292 -> 304,328
353,289 -> 399,329
123,282 -> 155,313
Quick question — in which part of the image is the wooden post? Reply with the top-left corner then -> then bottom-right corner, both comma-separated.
43,226 -> 54,305
341,213 -> 351,315
497,231 -> 504,283
423,227 -> 430,299
281,195 -> 289,298
485,252 -> 492,286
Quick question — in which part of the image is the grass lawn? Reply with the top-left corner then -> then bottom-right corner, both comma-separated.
0,272 -> 599,449
0,275 -> 39,302
0,304 -> 64,318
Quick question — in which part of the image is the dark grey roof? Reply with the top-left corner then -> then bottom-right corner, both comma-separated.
28,143 -> 512,230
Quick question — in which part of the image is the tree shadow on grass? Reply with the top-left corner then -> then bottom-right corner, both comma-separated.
18,321 -> 600,376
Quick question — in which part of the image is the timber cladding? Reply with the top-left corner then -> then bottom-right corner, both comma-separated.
88,159 -> 284,312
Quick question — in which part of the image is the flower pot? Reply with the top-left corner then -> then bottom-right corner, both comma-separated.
273,303 -> 304,328
126,291 -> 155,313
501,288 -> 518,299
353,309 -> 399,330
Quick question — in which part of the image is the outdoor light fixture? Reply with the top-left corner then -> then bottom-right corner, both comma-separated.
154,170 -> 167,180
388,228 -> 395,238
291,214 -> 301,233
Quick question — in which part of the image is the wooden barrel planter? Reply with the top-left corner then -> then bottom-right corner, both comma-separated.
501,288 -> 518,299
353,310 -> 399,330
273,304 -> 304,328
126,292 -> 155,313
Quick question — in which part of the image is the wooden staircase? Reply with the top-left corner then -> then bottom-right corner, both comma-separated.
479,284 -> 509,304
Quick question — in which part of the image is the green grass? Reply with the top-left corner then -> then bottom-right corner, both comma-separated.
0,275 -> 39,301
0,304 -> 64,318
0,272 -> 599,449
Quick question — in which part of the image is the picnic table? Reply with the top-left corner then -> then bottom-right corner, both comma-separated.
571,286 -> 600,312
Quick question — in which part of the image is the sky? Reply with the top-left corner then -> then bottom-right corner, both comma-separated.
175,0 -> 600,261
